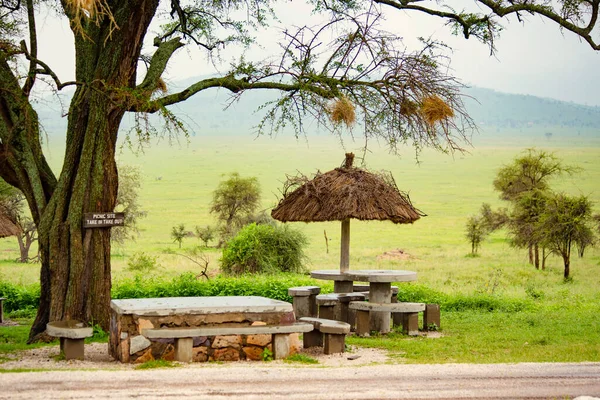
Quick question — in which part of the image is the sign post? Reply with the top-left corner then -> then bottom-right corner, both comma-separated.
83,213 -> 125,228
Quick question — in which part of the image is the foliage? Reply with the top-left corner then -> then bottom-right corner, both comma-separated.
126,252 -> 160,272
112,165 -> 147,245
284,353 -> 319,364
465,215 -> 489,255
0,281 -> 40,313
210,173 -> 261,244
261,347 -> 273,361
491,149 -> 576,268
171,224 -> 186,248
135,359 -> 176,369
220,223 -> 308,275
537,193 -> 596,279
195,225 -> 215,247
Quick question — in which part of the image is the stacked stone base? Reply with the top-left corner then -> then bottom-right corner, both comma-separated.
129,333 -> 301,363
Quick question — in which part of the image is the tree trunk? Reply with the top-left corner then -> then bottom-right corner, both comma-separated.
16,234 -> 32,263
528,245 -> 534,265
563,255 -> 570,279
534,243 -> 540,270
27,1 -> 159,340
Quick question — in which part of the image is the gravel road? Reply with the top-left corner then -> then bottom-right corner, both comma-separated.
2,361 -> 599,399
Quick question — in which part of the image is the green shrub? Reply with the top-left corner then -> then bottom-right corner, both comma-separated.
127,252 -> 159,271
220,223 -> 308,275
0,281 -> 40,312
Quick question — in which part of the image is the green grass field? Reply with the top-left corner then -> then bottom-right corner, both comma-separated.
1,129 -> 599,364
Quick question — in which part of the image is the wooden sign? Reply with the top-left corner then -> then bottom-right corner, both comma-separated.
83,212 -> 125,228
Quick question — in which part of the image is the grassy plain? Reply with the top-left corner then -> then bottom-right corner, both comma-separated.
0,128 -> 599,364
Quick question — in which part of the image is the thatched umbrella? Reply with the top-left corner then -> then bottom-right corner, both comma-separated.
0,213 -> 19,238
271,153 -> 424,273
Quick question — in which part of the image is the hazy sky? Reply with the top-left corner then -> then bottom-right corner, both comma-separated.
33,2 -> 600,106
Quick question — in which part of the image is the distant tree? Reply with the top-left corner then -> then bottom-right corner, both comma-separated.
537,194 -> 596,279
210,173 -> 260,246
493,149 -> 575,268
465,215 -> 488,256
0,179 -> 37,262
111,165 -> 147,246
195,225 -> 215,247
171,224 -> 186,248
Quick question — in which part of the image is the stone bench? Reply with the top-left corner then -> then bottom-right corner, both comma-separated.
349,302 -> 440,336
142,322 -> 313,362
288,286 -> 321,319
46,320 -> 93,360
316,293 -> 366,329
298,317 -> 351,354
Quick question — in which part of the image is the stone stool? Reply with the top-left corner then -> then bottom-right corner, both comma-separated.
316,293 -> 366,330
46,320 -> 93,360
288,286 -> 321,319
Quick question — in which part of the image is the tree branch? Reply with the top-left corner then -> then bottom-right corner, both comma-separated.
21,0 -> 37,96
137,37 -> 184,92
19,41 -> 79,90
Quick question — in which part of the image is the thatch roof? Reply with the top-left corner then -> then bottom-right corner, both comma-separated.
271,153 -> 424,224
0,213 -> 19,238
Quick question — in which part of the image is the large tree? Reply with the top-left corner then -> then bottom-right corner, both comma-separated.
492,149 -> 575,268
0,1 -> 597,341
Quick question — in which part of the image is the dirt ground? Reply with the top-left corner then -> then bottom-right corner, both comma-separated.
0,341 -> 391,370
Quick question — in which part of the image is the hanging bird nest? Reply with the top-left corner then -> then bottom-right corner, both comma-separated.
272,153 -> 424,224
328,96 -> 356,128
65,0 -> 118,39
419,95 -> 454,126
155,78 -> 168,94
399,98 -> 419,117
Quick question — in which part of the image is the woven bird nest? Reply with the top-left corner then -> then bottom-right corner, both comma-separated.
420,95 -> 454,126
328,96 -> 356,128
271,153 -> 424,224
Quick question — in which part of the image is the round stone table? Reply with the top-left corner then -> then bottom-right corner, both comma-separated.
310,270 -> 417,333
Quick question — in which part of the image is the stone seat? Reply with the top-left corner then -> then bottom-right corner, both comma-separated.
46,320 -> 93,360
288,286 -> 321,319
316,293 -> 366,329
349,302 -> 440,336
298,317 -> 350,354
142,322 -> 313,362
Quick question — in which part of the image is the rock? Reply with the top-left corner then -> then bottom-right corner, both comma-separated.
213,335 -> 241,348
130,335 -> 151,355
246,334 -> 271,347
211,347 -> 240,362
137,319 -> 154,334
193,347 -> 208,362
243,346 -> 265,361
134,348 -> 154,364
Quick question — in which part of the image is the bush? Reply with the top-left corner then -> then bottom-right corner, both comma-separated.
127,252 -> 159,271
220,223 -> 308,275
0,281 -> 40,313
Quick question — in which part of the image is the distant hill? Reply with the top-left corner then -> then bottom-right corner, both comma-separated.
462,87 -> 600,129
34,77 -> 600,138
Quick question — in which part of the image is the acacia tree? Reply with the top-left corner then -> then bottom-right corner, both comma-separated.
537,193 -> 596,279
0,1 -> 597,341
493,149 -> 574,268
210,172 -> 260,246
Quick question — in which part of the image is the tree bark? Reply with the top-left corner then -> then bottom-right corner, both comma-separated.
563,256 -> 570,279
26,0 -> 160,340
528,245 -> 534,265
534,243 -> 540,270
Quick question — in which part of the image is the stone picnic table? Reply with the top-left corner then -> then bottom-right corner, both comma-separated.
310,269 -> 417,333
109,296 -> 300,363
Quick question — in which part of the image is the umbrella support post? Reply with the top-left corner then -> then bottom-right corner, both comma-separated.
340,219 -> 350,273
